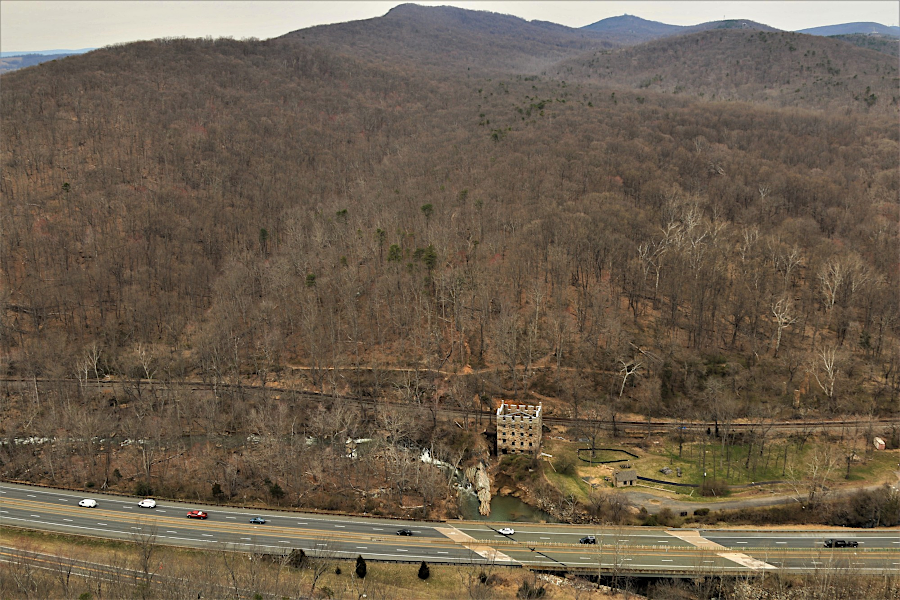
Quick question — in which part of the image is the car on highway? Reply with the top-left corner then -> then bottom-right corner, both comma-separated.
498,527 -> 515,535
824,539 -> 858,548
396,529 -> 413,536
579,536 -> 597,544
138,498 -> 157,508
249,517 -> 266,525
78,499 -> 98,508
186,510 -> 208,519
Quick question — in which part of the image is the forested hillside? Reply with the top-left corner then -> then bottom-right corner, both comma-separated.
280,3 -> 615,73
0,6 -> 897,514
564,29 -> 899,112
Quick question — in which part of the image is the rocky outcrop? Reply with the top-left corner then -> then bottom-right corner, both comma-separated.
465,463 -> 492,516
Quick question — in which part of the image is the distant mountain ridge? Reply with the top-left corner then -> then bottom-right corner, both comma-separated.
799,22 -> 900,37
278,3 -> 614,74
581,14 -> 684,44
0,48 -> 94,74
582,14 -> 779,45
0,48 -> 93,57
583,14 -> 896,45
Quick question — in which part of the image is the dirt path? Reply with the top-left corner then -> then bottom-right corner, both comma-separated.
622,478 -> 898,514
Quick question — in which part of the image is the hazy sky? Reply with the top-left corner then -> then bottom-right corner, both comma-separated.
2,1 -> 897,53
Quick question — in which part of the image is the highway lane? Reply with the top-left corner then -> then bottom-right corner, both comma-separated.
0,483 -> 482,564
2,482 -> 897,575
700,529 -> 900,550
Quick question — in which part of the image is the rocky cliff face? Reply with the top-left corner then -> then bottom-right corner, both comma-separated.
465,463 -> 492,516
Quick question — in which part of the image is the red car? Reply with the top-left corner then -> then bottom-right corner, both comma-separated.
186,510 -> 208,519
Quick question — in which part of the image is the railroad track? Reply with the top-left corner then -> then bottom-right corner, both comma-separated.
1,377 -> 893,435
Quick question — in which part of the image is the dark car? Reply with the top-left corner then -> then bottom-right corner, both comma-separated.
396,529 -> 413,536
249,517 -> 266,525
187,510 -> 208,519
579,536 -> 597,544
824,539 -> 858,548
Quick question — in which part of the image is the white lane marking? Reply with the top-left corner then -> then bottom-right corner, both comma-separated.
296,522 -> 307,525
776,542 -> 786,544
893,541 -> 900,544
662,559 -> 673,562
279,540 -> 290,544
335,525 -> 345,528
130,527 -> 142,530
63,519 -> 73,522
157,510 -> 166,513
437,552 -> 449,554
241,538 -> 251,541
316,543 -> 327,546
737,542 -> 748,544
30,514 -> 40,517
123,506 -> 132,509
157,536 -> 214,543
540,537 -> 550,540
167,531 -> 177,534
580,557 -> 591,560
202,534 -> 213,537
372,528 -> 383,531
397,549 -> 408,552
703,560 -> 715,563
98,523 -> 107,526
58,499 -> 67,502
623,558 -> 632,561
27,494 -> 35,498
356,547 -> 367,549
0,510 -> 8,514
657,540 -> 668,543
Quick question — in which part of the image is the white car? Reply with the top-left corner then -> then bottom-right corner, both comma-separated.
138,498 -> 157,508
498,527 -> 515,535
78,499 -> 98,508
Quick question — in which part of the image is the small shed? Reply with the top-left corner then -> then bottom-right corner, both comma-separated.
614,469 -> 638,487
873,437 -> 886,451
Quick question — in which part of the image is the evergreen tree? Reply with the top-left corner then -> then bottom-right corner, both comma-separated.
355,555 -> 367,579
418,560 -> 430,580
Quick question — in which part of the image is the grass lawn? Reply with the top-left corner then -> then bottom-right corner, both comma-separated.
542,433 -> 900,502
844,447 -> 900,483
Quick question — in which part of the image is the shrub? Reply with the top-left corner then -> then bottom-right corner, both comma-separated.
656,507 -> 683,527
418,561 -> 430,580
355,555 -> 367,579
553,455 -> 577,476
211,483 -> 224,501
269,482 -> 284,501
134,481 -> 153,497
500,454 -> 540,482
287,549 -> 306,569
828,485 -> 900,528
517,579 -> 546,598
694,508 -> 710,517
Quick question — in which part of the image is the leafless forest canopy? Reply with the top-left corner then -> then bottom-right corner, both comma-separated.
0,8 -> 898,513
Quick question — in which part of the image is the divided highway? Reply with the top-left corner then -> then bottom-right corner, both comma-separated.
2,483 -> 897,576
